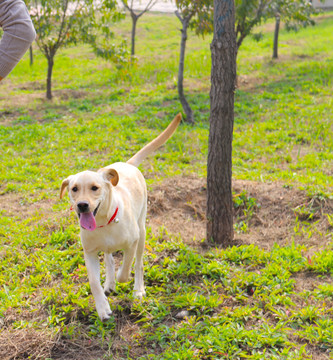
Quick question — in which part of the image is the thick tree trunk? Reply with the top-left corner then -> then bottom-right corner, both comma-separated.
46,56 -> 54,100
207,0 -> 236,246
131,12 -> 138,57
273,14 -> 280,59
176,12 -> 194,124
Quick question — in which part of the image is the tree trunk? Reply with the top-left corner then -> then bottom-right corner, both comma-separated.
46,56 -> 54,99
207,0 -> 237,246
29,45 -> 33,66
273,14 -> 280,59
177,14 -> 194,124
131,13 -> 138,57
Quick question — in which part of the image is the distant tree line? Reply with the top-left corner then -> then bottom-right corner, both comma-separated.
27,0 -> 317,110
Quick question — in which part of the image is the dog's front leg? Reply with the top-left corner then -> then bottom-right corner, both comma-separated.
84,251 -> 112,321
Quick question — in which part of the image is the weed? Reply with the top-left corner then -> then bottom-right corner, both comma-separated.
233,191 -> 261,233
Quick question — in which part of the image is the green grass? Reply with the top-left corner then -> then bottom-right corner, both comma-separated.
0,10 -> 333,360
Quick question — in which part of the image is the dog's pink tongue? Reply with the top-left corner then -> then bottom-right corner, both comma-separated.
80,212 -> 96,231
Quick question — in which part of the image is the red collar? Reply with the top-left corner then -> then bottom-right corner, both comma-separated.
98,207 -> 119,228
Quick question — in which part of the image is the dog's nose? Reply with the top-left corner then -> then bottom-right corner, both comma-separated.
77,201 -> 90,213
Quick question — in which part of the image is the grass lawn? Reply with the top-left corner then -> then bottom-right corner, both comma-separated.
0,10 -> 333,360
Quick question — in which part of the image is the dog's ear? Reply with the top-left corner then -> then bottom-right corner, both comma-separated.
99,168 -> 119,186
60,176 -> 72,199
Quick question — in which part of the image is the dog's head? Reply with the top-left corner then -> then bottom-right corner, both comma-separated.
60,168 -> 118,231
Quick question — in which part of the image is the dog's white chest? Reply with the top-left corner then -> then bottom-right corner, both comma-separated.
81,224 -> 134,254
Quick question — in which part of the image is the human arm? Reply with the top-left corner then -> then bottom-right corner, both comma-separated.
0,0 -> 36,80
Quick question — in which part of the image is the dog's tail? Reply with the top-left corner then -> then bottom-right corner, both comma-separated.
127,113 -> 182,167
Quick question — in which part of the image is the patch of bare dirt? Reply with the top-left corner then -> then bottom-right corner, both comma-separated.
148,176 -> 333,251
0,304 -> 148,360
293,271 -> 333,295
0,301 -> 158,359
0,324 -> 109,360
0,324 -> 117,360
112,103 -> 137,116
237,74 -> 266,92
50,338 -> 106,360
0,84 -> 89,125
54,89 -> 87,100
0,91 -> 44,108
0,192 -> 56,221
148,175 -> 206,242
0,328 -> 57,360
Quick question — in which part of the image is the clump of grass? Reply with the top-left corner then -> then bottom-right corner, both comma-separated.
233,190 -> 261,233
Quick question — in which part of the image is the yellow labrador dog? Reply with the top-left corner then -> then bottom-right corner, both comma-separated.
60,114 -> 181,320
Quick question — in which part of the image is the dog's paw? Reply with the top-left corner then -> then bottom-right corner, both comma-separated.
133,289 -> 146,299
117,272 -> 129,283
96,299 -> 112,321
100,310 -> 113,322
104,287 -> 117,297
104,282 -> 116,297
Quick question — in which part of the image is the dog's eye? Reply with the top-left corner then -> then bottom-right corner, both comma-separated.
91,186 -> 99,191
72,186 -> 78,192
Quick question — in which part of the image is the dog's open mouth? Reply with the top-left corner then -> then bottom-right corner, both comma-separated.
79,203 -> 101,231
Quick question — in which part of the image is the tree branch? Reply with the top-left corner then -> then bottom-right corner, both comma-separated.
175,9 -> 183,23
55,0 -> 70,51
138,0 -> 157,18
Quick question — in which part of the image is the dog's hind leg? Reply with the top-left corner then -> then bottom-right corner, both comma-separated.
104,253 -> 116,296
117,245 -> 136,283
133,224 -> 146,299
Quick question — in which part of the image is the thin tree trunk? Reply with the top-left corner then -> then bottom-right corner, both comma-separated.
176,12 -> 193,124
273,14 -> 280,59
46,56 -> 54,99
131,12 -> 138,57
207,0 -> 236,246
29,46 -> 33,66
